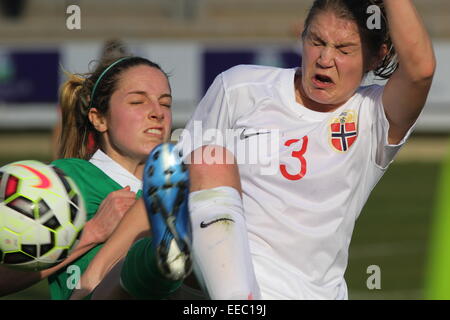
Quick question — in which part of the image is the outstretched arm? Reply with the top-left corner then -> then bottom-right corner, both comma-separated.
0,187 -> 135,297
382,0 -> 436,144
70,198 -> 150,299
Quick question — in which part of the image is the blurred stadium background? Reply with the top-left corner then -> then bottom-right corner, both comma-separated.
1,0 -> 449,300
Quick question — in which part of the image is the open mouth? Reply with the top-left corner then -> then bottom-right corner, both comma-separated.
314,74 -> 334,84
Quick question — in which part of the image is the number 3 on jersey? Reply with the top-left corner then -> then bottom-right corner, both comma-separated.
279,136 -> 308,181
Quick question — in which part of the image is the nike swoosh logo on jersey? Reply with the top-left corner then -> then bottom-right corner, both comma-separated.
200,218 -> 235,228
14,164 -> 52,189
239,129 -> 270,140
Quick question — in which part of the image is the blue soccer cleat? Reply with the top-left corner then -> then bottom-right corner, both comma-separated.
143,143 -> 192,281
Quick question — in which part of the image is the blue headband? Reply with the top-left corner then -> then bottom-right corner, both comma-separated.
88,56 -> 132,109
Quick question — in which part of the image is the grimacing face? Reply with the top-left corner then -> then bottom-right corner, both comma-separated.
100,65 -> 172,164
299,11 -> 372,111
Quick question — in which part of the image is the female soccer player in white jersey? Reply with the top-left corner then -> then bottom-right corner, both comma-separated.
181,0 -> 435,299
69,0 -> 435,300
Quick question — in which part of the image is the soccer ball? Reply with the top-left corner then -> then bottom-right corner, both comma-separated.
0,160 -> 86,271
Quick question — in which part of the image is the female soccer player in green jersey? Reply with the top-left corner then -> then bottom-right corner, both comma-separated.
0,55 -> 188,300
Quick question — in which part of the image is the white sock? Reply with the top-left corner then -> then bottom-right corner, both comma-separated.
189,186 -> 261,300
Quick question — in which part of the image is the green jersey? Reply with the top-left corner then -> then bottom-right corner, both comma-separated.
48,158 -> 123,300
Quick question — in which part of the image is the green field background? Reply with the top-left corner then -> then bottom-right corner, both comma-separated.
0,131 -> 446,300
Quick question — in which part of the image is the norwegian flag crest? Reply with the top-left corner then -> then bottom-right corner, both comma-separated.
329,110 -> 358,152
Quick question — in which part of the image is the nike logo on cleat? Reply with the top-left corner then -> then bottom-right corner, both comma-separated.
200,218 -> 235,228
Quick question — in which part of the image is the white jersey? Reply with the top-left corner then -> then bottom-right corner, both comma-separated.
179,65 -> 414,299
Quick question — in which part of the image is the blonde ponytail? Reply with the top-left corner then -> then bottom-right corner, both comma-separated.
58,72 -> 95,159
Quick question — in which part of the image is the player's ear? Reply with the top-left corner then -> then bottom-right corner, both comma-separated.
368,43 -> 389,72
88,108 -> 108,133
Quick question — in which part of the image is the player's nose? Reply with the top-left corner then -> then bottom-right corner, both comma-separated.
317,46 -> 335,69
148,99 -> 164,121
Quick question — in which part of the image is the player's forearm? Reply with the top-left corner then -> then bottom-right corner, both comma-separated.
39,234 -> 97,278
72,198 -> 149,295
384,0 -> 435,81
38,217 -> 107,278
0,247 -> 95,297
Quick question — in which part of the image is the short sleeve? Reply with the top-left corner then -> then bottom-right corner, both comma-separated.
371,85 -> 416,169
177,72 -> 233,161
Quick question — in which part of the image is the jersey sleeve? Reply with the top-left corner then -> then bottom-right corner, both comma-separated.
369,85 -> 416,169
178,72 -> 235,161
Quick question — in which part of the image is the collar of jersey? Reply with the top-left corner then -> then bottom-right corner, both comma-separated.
89,149 -> 142,193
